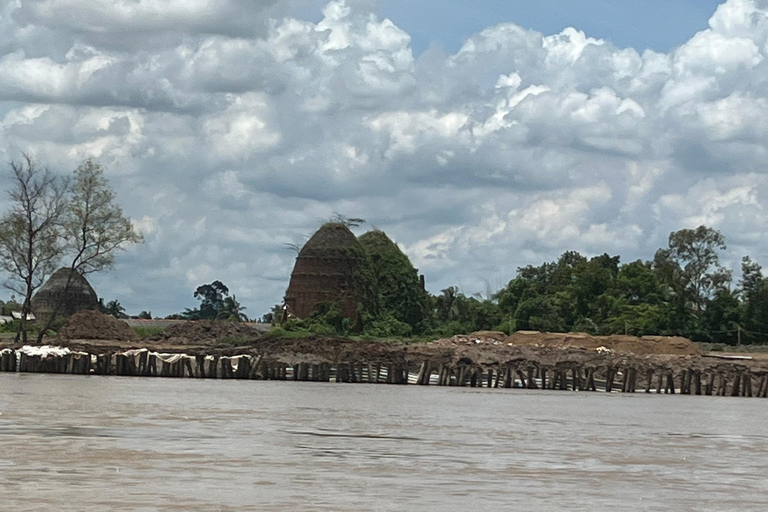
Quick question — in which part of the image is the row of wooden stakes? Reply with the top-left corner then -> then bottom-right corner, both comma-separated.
1,349 -> 765,397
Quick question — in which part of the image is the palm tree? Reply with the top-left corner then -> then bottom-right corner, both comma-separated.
436,286 -> 461,322
217,295 -> 248,322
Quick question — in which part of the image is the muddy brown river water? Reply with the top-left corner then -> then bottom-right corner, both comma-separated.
0,373 -> 766,511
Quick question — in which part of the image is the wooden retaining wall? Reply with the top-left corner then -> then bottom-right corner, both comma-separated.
1,348 -> 766,398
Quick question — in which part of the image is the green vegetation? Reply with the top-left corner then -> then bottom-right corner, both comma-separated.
276,225 -> 768,346
0,156 -> 142,343
178,281 -> 248,321
358,230 -> 429,334
99,298 -> 127,319
220,335 -> 251,347
132,326 -> 166,339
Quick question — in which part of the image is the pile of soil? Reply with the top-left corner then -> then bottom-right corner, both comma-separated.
149,320 -> 262,345
442,330 -> 701,356
56,310 -> 139,342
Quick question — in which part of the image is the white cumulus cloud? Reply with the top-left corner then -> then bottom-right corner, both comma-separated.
1,0 -> 768,316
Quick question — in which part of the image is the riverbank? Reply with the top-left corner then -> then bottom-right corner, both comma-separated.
1,326 -> 767,397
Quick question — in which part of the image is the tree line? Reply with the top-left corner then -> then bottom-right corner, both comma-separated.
274,224 -> 768,345
423,226 -> 766,345
2,156 -> 762,347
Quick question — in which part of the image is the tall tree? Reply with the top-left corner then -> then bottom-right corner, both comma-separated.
0,156 -> 68,342
184,280 -> 246,320
654,226 -> 731,333
36,159 -> 143,342
740,257 -> 768,343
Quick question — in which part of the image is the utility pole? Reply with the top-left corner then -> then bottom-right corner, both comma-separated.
737,324 -> 742,346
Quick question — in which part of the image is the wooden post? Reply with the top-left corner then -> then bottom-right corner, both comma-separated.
585,368 -> 596,391
527,368 -> 538,389
706,373 -> 715,396
731,373 -> 741,397
440,366 -> 449,386
656,371 -> 663,394
605,368 -> 615,393
626,368 -> 636,393
208,357 -> 218,378
758,375 -> 768,398
575,367 -> 585,391
136,351 -> 146,375
717,374 -> 727,396
416,362 -> 428,385
183,357 -> 194,378
515,370 -> 526,388
666,373 -> 675,394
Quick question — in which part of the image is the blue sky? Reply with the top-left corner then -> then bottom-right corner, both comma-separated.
370,0 -> 725,54
4,0 -> 768,317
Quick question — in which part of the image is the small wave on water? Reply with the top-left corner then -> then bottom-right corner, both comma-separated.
283,428 -> 423,442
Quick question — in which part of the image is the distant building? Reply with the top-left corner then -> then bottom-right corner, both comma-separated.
31,268 -> 99,320
284,223 -> 374,320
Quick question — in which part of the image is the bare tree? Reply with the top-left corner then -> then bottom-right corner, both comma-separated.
0,155 -> 68,343
35,159 -> 143,342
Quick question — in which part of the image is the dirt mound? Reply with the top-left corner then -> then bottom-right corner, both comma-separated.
57,310 -> 139,342
149,320 -> 261,345
458,330 -> 700,356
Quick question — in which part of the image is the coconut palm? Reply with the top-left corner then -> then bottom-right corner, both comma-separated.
217,295 -> 248,322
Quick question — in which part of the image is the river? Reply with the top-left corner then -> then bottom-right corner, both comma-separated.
0,373 -> 765,511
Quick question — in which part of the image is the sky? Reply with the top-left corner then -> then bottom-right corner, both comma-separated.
1,0 -> 767,318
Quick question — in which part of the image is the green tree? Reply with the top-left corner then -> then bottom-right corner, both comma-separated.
703,288 -> 743,345
36,159 -> 143,342
653,226 -> 731,338
0,156 -> 68,342
358,230 -> 429,333
434,286 -> 462,323
217,295 -> 248,322
655,226 -> 731,313
186,280 -> 229,319
740,257 -> 768,343
184,281 -> 248,321
99,298 -> 127,319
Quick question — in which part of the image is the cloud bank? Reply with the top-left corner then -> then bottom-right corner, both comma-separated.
1,0 -> 768,316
